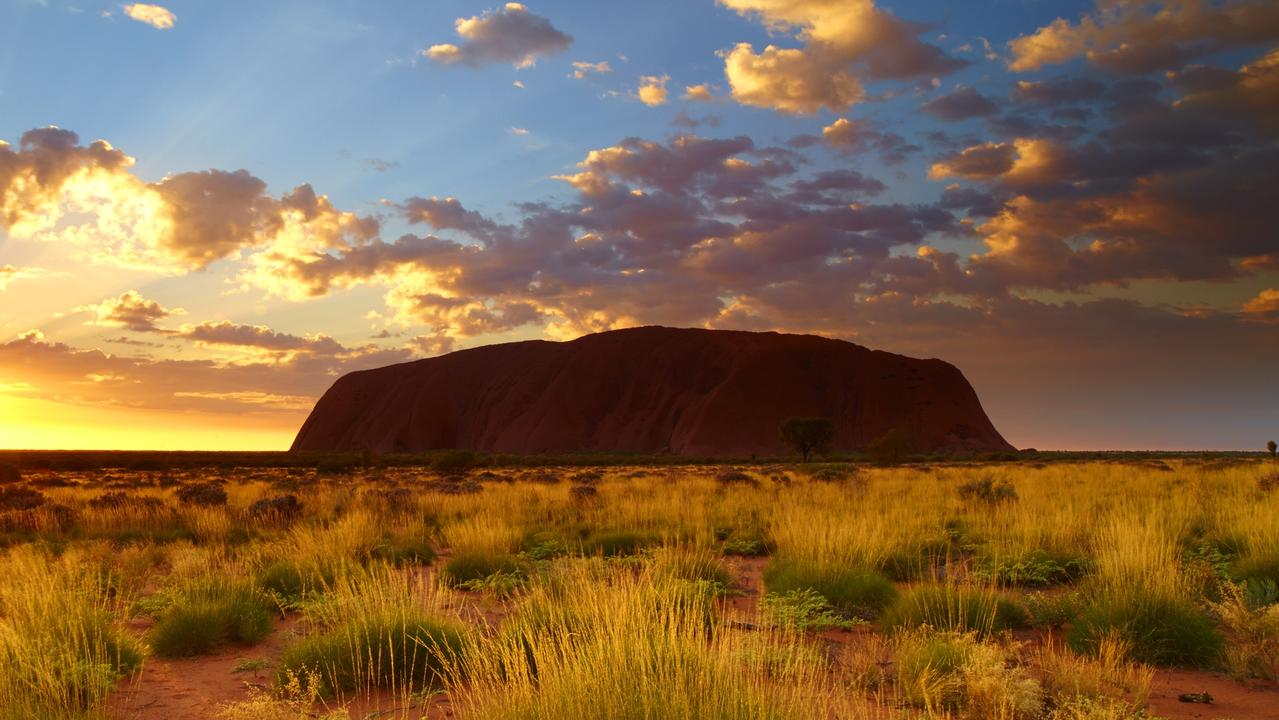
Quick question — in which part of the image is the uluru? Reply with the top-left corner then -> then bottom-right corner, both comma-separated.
291,326 -> 1012,456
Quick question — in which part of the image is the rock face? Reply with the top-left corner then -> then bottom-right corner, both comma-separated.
291,326 -> 1013,456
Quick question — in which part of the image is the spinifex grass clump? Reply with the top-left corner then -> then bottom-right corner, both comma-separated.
581,529 -> 658,557
891,630 -> 1043,718
276,566 -> 468,699
881,584 -> 1029,636
0,546 -> 144,718
441,550 -> 523,586
148,576 -> 274,657
1068,516 -> 1223,667
1068,593 -> 1222,667
763,557 -> 897,618
452,560 -> 827,720
255,558 -> 337,605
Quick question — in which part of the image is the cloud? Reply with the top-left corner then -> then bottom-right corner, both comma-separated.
1009,0 -> 1279,73
1243,289 -> 1279,320
0,330 -> 412,415
818,117 -> 921,164
571,60 -> 611,79
920,86 -> 998,120
0,265 -> 41,291
1011,77 -> 1106,105
78,291 -> 180,333
0,127 -> 379,274
683,84 -> 715,101
928,142 -> 1017,179
511,126 -> 530,136
718,0 -> 964,113
175,321 -> 347,356
424,3 -> 572,69
121,3 -> 174,30
637,75 -> 670,106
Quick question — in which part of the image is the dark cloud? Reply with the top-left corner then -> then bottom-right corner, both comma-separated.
920,87 -> 999,120
424,3 -> 572,69
1012,77 -> 1106,105
78,291 -> 177,333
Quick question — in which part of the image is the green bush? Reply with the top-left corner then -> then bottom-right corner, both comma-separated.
372,535 -> 436,566
1067,592 -> 1223,667
256,560 -> 336,603
762,559 -> 897,617
581,530 -> 656,558
881,585 -> 1029,636
441,550 -> 522,586
972,549 -> 1091,587
760,588 -> 858,631
276,610 -> 466,698
148,579 -> 273,657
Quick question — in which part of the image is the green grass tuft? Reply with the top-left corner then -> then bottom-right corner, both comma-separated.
148,579 -> 273,657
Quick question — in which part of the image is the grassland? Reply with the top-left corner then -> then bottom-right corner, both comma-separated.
0,453 -> 1276,719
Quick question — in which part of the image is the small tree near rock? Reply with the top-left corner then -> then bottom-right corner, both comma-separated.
778,417 -> 836,463
1268,440 -> 1277,461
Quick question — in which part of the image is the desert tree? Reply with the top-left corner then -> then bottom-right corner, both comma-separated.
778,417 -> 836,463
1269,440 -> 1277,461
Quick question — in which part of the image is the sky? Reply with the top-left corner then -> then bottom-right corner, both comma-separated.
0,0 -> 1276,451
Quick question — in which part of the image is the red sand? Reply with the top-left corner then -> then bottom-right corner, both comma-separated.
292,326 -> 1012,456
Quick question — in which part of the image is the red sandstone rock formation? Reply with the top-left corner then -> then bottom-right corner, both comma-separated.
291,326 -> 1013,456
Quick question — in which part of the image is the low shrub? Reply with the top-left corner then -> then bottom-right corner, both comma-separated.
0,486 -> 47,511
581,530 -> 656,558
176,482 -> 227,507
972,549 -> 1092,587
87,492 -> 165,512
431,450 -> 479,476
0,463 -> 21,484
893,631 -> 1042,717
441,550 -> 522,586
256,560 -> 336,603
1209,581 -> 1279,680
760,588 -> 858,631
276,610 -> 466,698
247,494 -> 302,524
715,470 -> 759,488
371,535 -> 436,566
1258,471 -> 1279,493
881,585 -> 1029,636
1067,592 -> 1223,667
569,484 -> 598,502
1025,591 -> 1083,628
148,579 -> 274,657
762,558 -> 897,617
957,477 -> 1018,504
653,549 -> 735,592
722,532 -> 773,557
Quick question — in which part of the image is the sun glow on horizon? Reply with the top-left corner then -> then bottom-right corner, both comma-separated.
0,394 -> 298,451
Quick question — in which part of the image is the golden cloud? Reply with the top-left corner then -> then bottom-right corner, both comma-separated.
718,0 -> 962,113
122,3 -> 175,30
637,75 -> 670,106
1009,0 -> 1279,73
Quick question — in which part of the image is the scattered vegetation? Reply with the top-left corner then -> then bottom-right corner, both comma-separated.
0,455 -> 1274,718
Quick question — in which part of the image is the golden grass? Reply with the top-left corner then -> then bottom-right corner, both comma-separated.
0,457 -> 1274,718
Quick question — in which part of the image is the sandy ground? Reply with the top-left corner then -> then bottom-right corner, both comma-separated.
107,554 -> 1279,719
